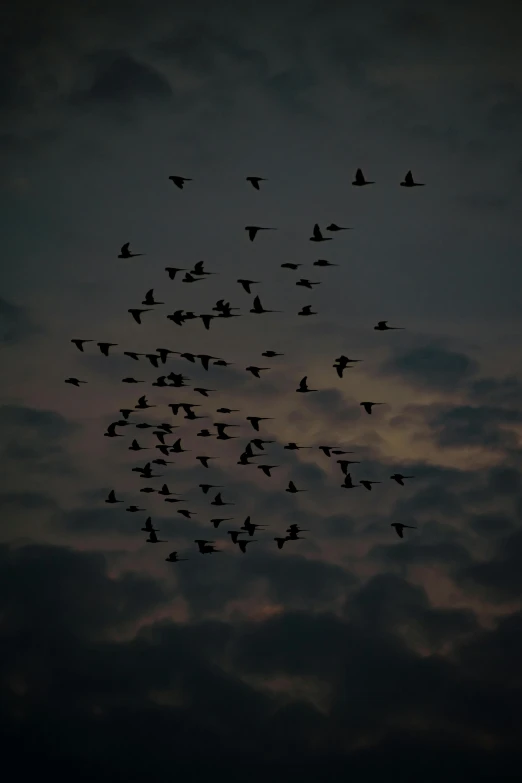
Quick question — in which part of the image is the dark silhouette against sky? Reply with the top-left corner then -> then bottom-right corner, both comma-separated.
2,1 -> 522,781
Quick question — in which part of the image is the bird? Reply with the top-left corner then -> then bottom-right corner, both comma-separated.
211,492 -> 234,506
104,422 -> 124,438
215,422 -> 239,440
199,314 -> 216,330
390,474 -> 415,486
197,429 -> 213,437
246,176 -> 266,189
245,366 -> 269,378
318,445 -> 341,458
199,484 -> 222,495
211,518 -> 233,529
200,544 -> 220,554
298,305 -> 316,316
286,529 -> 306,541
258,465 -> 278,477
352,168 -> 374,186
227,530 -> 245,544
245,226 -> 277,242
135,395 -> 155,409
141,517 -> 157,533
192,260 -> 216,277
157,484 -> 174,496
152,376 -> 168,387
126,505 -> 144,513
237,453 -> 254,466
238,539 -> 255,553
121,377 -> 144,384
97,342 -> 117,356
105,490 -> 122,504
374,320 -> 405,331
169,175 -> 192,189
153,459 -> 173,466
400,170 -> 424,187
326,223 -> 352,231
213,359 -> 234,367
250,438 -> 273,451
296,278 -> 321,289
281,263 -> 302,269
171,438 -> 189,453
196,456 -> 214,468
284,443 -> 311,451
360,401 -> 384,415
165,551 -> 188,562
194,388 -> 216,397
287,524 -> 308,534
309,224 -> 332,242
145,354 -> 160,367
129,439 -> 147,451
360,480 -> 381,491
142,289 -> 164,306
262,350 -> 283,358
123,351 -> 144,361
165,267 -> 187,280
119,409 -> 135,420
250,295 -> 281,314
65,378 -> 87,387
178,509 -> 196,519
156,348 -> 175,364
246,416 -> 272,431
296,376 -> 316,393
337,459 -> 359,475
118,242 -> 144,258
341,473 -> 358,489
197,354 -> 218,371
146,530 -> 167,543
391,523 -> 417,538
286,481 -> 306,494
182,273 -> 204,283
333,356 -> 359,378
313,259 -> 337,267
217,408 -> 239,414
71,339 -> 92,352
167,310 -> 186,326
140,487 -> 156,494
237,279 -> 260,294
274,537 -> 290,550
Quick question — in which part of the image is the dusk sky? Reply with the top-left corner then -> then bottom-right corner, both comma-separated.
3,0 -> 522,779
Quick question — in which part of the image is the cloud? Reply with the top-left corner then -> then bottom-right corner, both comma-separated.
379,341 -> 479,391
427,404 -> 522,449
0,297 -> 37,343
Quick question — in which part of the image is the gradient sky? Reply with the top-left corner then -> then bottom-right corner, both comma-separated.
3,0 -> 522,780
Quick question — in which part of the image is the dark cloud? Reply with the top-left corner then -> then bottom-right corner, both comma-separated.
427,404 -> 522,449
0,297 -> 37,343
380,341 -> 479,390
455,527 -> 522,603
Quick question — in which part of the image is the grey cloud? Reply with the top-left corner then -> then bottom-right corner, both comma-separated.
0,297 -> 38,343
379,341 -> 479,391
455,527 -> 522,603
427,404 -> 522,449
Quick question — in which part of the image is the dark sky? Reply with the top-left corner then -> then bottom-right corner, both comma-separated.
2,0 -> 522,779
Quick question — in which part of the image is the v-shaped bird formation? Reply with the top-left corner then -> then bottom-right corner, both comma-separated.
68,169 -> 425,561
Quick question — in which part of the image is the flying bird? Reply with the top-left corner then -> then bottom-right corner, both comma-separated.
197,354 -> 218,371
360,401 -> 384,415
241,518 -> 267,536
296,376 -> 316,393
119,409 -> 134,420
245,366 -> 270,379
227,530 -> 245,544
165,551 -> 188,562
97,342 -> 117,356
135,395 -> 155,409
105,490 -> 122,504
128,308 -> 152,324
238,539 -> 255,553
215,422 -> 238,440
250,438 -> 273,451
246,416 -> 272,431
360,480 -> 381,491
157,484 -> 174,496
211,518 -> 233,529
156,348 -> 175,364
352,168 -> 374,186
196,456 -> 214,468
298,305 -> 316,316
169,176 -> 192,189
141,517 -> 157,533
262,350 -> 283,358
245,225 -> 277,242
129,439 -> 148,452
286,481 -> 306,494
250,295 -> 281,314
237,278 -> 260,295
65,377 -> 87,387
165,267 -> 186,280
281,263 -> 302,270
274,536 -> 290,550
178,509 -> 196,519
313,259 -> 338,267
121,377 -> 144,384
71,339 -> 92,352
390,473 -> 415,486
318,445 -> 341,458
199,484 -> 222,495
374,320 -> 405,331
199,314 -> 216,330
182,273 -> 204,283
341,473 -> 358,489
284,443 -> 311,451
337,459 -> 359,475
146,529 -> 167,543
171,438 -> 190,453
124,352 -> 144,361
167,310 -> 186,326
400,170 -> 425,187
309,224 -> 332,242
126,505 -> 144,513
296,278 -> 321,289
104,422 -> 124,438
194,387 -> 216,397
118,242 -> 144,258
258,464 -> 278,477
326,223 -> 352,231
192,260 -> 215,276
145,354 -> 160,367
246,176 -> 266,190
217,408 -> 239,414
211,492 -> 234,506
391,523 -> 417,538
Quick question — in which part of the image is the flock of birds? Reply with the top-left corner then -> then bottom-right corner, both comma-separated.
66,169 -> 424,563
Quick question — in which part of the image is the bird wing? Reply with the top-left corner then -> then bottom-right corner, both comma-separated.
299,376 -> 307,390
253,295 -> 261,310
121,242 -> 129,253
405,170 -> 413,185
312,223 -> 321,239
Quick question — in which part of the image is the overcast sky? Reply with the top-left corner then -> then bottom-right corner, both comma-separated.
2,0 -> 522,780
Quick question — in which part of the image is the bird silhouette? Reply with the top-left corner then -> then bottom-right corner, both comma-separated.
360,480 -> 381,491
97,342 -> 117,356
250,295 -> 281,314
129,439 -> 148,451
118,242 -> 144,258
192,261 -> 215,276
167,310 -> 186,326
245,226 -> 277,242
155,348 -> 174,364
197,354 -> 218,371
142,289 -> 164,306
284,443 -> 311,451
258,464 -> 278,477
178,509 -> 196,519
318,445 -> 341,457
227,530 -> 245,544
298,305 -> 316,316
71,339 -> 92,352
262,350 -> 283,358
286,481 -> 307,493
360,401 -> 384,415
157,483 -> 175,496
327,223 -> 352,231
281,263 -> 301,269
313,259 -> 338,267
211,492 -> 234,506
246,416 -> 272,431
128,308 -> 152,324
296,278 -> 321,289
119,409 -> 134,420
296,376 -> 316,393
171,438 -> 190,453
126,505 -> 144,513
337,459 -> 359,475
122,377 -> 144,384
165,267 -> 186,280
241,518 -> 267,536
217,408 -> 239,414
341,473 -> 359,489
65,377 -> 87,387
390,473 -> 415,486
165,551 -> 188,562
309,223 -> 331,242
141,517 -> 157,533
250,438 -> 273,451
352,168 -> 374,186
197,429 -> 213,437
196,456 -> 214,468
199,484 -> 222,495
169,176 -> 192,189
400,170 -> 424,187
146,530 -> 167,543
135,395 -> 155,409
374,320 -> 405,331
104,422 -> 124,438
145,354 -> 160,367
391,523 -> 417,538
211,518 -> 233,528
199,314 -> 216,330
215,422 -> 238,440
238,539 -> 255,553
246,176 -> 266,190
246,366 -> 270,378
194,387 -> 216,397
105,490 -> 122,504
124,352 -> 144,361
237,279 -> 260,294
274,536 -> 290,549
